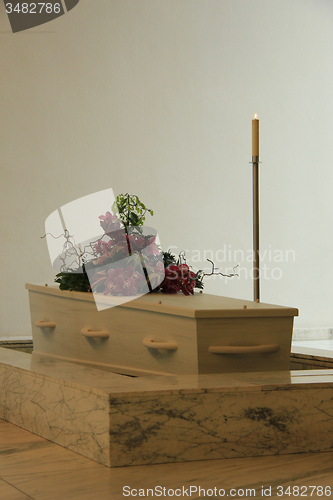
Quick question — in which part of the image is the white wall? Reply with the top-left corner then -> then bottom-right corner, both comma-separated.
1,0 -> 333,337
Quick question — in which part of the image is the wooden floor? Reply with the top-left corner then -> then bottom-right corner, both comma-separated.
0,419 -> 333,499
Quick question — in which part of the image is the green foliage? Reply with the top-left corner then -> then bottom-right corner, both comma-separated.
193,275 -> 204,290
55,267 -> 91,293
112,193 -> 153,227
162,250 -> 177,267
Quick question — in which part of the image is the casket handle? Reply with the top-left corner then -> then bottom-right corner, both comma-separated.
81,328 -> 109,339
35,320 -> 56,328
208,344 -> 280,354
143,338 -> 178,351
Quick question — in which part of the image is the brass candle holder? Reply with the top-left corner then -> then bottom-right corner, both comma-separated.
251,155 -> 261,302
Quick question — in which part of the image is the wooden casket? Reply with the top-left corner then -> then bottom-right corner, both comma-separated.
26,283 -> 298,376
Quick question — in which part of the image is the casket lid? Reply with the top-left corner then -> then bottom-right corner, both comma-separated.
25,283 -> 298,319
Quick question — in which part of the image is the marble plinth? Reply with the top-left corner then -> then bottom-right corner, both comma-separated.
291,345 -> 333,370
1,348 -> 333,468
0,338 -> 33,353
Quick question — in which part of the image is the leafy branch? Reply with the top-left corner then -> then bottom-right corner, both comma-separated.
113,193 -> 153,227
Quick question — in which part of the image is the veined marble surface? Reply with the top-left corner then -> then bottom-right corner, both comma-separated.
2,348 -> 333,467
291,343 -> 333,370
0,363 -> 110,466
109,388 -> 333,466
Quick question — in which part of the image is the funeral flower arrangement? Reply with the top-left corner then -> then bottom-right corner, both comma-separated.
54,194 -> 205,296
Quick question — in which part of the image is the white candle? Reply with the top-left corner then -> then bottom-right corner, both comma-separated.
252,114 -> 259,157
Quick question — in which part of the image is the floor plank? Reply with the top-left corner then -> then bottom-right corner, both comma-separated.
0,478 -> 34,500
0,420 -> 103,475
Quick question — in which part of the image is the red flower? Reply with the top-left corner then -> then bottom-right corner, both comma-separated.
159,263 -> 197,296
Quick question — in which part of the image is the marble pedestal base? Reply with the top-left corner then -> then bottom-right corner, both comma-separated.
1,348 -> 333,468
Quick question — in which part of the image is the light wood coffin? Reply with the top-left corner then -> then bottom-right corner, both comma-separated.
25,283 -> 298,376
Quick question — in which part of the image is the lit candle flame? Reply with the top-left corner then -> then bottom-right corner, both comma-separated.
254,114 -> 258,119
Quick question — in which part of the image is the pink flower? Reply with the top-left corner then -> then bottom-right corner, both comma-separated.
133,271 -> 143,283
124,265 -> 134,277
94,239 -> 109,255
99,212 -> 121,233
100,265 -> 146,296
155,261 -> 165,274
145,244 -> 159,256
114,268 -> 124,277
128,235 -> 145,250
